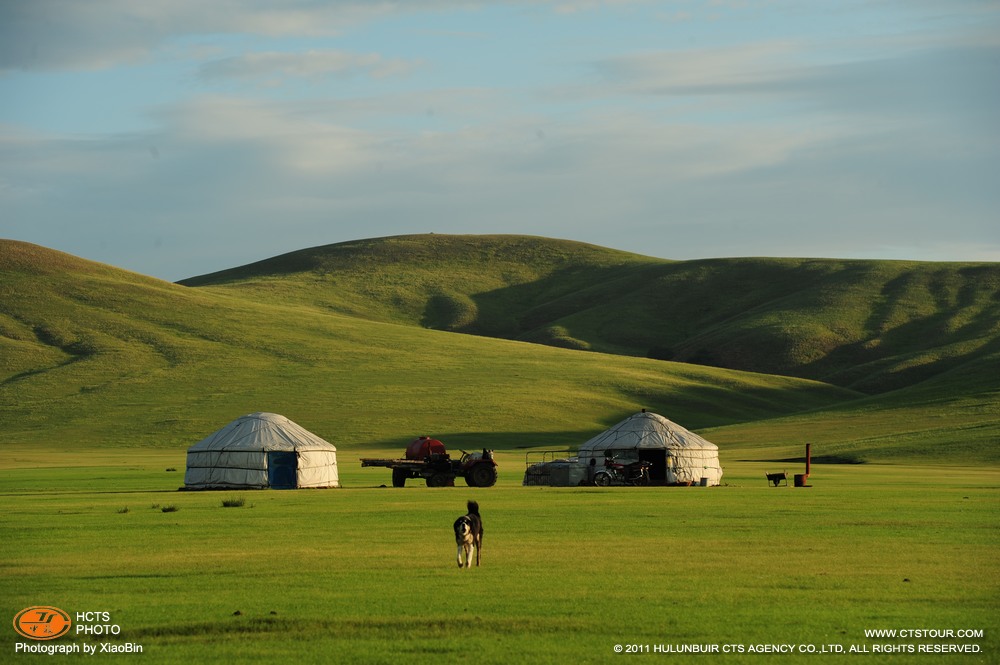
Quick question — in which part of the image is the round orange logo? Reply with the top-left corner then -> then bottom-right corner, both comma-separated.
13,606 -> 72,640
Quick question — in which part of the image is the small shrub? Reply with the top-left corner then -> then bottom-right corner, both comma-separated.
161,505 -> 179,513
421,292 -> 478,331
116,506 -> 129,514
150,503 -> 161,510
221,496 -> 245,508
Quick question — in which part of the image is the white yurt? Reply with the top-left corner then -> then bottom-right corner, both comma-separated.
577,411 -> 723,486
184,412 -> 340,490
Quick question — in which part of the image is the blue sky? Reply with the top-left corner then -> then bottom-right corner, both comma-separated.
2,1 -> 998,281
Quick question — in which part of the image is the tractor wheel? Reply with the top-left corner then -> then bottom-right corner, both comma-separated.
594,471 -> 612,487
465,463 -> 498,488
391,468 -> 407,488
426,472 -> 454,487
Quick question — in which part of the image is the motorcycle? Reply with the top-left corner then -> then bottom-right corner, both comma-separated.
593,456 -> 651,486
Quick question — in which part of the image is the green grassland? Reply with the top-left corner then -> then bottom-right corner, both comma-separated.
1,235 -> 999,663
1,458 -> 997,664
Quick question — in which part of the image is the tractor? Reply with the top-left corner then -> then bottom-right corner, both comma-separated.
360,436 -> 498,488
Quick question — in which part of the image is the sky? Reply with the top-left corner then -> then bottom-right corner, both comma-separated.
1,1 -> 998,282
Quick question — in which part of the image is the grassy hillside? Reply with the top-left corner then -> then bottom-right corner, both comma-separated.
3,238 -> 998,464
182,235 -> 1000,395
179,234 -> 664,337
1,239 -> 855,456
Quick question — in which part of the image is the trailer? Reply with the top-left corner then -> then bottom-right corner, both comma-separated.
360,436 -> 498,488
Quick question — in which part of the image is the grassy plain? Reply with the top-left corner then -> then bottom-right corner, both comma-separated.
1,454 -> 997,664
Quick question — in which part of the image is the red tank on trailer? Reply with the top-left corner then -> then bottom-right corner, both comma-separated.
406,436 -> 446,460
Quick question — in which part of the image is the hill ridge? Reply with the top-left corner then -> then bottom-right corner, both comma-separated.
178,234 -> 1000,395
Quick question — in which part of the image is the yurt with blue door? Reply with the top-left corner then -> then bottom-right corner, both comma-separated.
184,412 -> 339,489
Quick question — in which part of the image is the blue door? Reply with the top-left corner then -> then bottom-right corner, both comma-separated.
267,452 -> 297,489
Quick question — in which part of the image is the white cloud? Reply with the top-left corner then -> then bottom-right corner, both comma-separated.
0,1 -> 663,72
198,50 -> 417,84
150,96 -> 390,178
0,1 -> 396,71
586,34 -> 1000,129
591,41 -> 803,94
6,81 -> 996,280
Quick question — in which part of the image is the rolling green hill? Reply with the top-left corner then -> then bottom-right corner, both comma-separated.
3,236 -> 998,464
0,239 -> 855,454
181,234 -> 1000,395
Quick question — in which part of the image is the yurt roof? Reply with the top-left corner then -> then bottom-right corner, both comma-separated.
578,411 -> 717,453
187,412 -> 336,453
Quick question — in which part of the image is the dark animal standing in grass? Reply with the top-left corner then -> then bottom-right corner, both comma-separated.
454,500 -> 483,568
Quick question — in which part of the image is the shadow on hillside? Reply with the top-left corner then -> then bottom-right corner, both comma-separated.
430,263 -> 671,338
612,382 -> 859,430
356,430 -> 599,455
796,267 -> 1000,393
